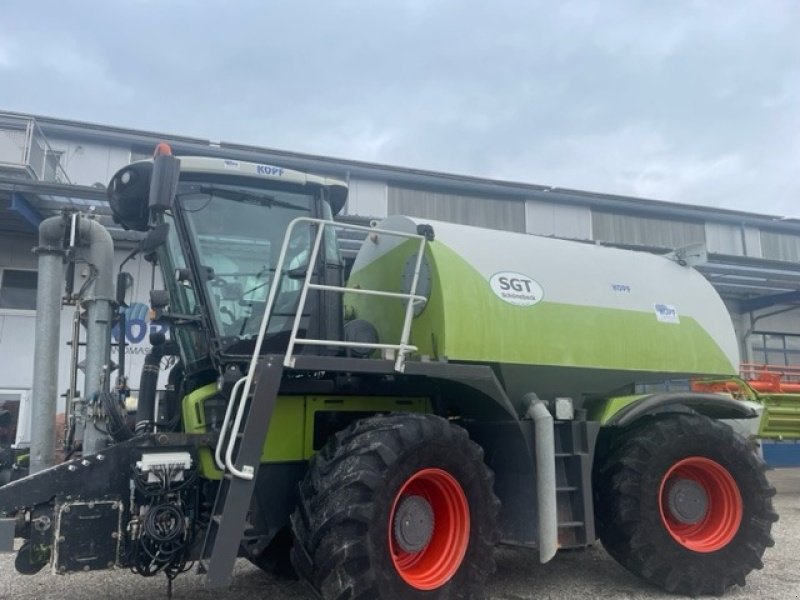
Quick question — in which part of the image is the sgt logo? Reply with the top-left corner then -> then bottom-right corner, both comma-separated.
489,272 -> 544,307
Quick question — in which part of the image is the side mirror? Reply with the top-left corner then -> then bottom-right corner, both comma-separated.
150,289 -> 170,309
140,222 -> 170,253
116,272 -> 134,306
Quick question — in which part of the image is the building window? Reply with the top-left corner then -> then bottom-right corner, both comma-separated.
0,390 -> 30,447
750,333 -> 800,367
388,186 -> 526,232
592,211 -> 705,249
0,269 -> 38,310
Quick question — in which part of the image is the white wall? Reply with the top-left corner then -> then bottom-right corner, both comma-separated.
704,222 -> 765,258
48,137 -> 132,187
742,226 -> 763,258
344,178 -> 388,217
0,234 -> 39,390
525,199 -> 592,240
705,222 -> 743,255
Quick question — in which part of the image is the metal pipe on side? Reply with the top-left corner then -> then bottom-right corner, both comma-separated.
29,216 -> 67,474
523,392 -> 559,563
77,216 -> 115,456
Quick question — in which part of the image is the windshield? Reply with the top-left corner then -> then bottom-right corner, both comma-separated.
176,181 -> 314,342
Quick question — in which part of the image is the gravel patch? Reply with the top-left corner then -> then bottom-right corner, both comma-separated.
1,470 -> 797,600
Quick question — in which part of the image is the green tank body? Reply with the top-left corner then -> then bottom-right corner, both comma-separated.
346,216 -> 739,406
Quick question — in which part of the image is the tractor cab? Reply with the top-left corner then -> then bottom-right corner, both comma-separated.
108,150 -> 348,375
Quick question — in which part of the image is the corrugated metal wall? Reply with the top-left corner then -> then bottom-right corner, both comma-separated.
388,186 -> 525,232
760,230 -> 800,262
525,199 -> 591,239
592,211 -> 706,248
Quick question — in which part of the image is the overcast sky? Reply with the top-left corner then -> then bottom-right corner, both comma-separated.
1,1 -> 798,215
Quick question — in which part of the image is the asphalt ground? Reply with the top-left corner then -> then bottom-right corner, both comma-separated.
1,469 -> 798,600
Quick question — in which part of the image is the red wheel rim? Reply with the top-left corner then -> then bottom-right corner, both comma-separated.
658,457 -> 743,553
388,468 -> 470,590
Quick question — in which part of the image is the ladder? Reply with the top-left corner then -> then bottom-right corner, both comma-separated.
198,356 -> 282,587
199,217 -> 428,587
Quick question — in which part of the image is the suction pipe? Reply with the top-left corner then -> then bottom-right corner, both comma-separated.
523,392 -> 559,563
29,217 -> 67,473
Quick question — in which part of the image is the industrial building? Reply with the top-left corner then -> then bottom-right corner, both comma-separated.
1,109 -> 799,454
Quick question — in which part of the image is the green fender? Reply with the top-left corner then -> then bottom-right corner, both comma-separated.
589,392 -> 760,427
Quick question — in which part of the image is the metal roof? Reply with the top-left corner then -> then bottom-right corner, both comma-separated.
0,110 -> 798,311
6,109 -> 799,233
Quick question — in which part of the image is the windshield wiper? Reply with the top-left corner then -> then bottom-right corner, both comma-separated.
181,187 -> 308,212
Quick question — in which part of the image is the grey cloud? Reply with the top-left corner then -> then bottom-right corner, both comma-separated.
0,0 -> 797,214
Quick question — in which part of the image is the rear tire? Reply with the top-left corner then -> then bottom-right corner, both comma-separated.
290,413 -> 500,599
594,414 -> 778,596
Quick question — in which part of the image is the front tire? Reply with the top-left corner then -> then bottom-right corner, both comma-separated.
594,415 -> 778,596
290,413 -> 500,599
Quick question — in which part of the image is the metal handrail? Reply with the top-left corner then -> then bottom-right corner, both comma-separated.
741,363 -> 800,381
221,217 -> 427,479
0,113 -> 71,183
215,376 -> 247,472
223,374 -> 254,480
282,218 -> 428,372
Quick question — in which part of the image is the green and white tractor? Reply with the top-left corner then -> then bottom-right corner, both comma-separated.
0,146 -> 778,598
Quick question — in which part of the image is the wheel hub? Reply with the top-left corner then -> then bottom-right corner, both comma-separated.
666,477 -> 709,525
393,495 -> 435,553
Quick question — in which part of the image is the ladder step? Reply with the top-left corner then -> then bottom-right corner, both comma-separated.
558,521 -> 585,528
556,486 -> 578,492
554,452 -> 571,458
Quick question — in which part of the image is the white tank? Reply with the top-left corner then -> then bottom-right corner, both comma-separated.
346,216 -> 738,402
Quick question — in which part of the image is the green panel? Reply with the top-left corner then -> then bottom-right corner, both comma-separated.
348,240 -> 735,376
758,394 -> 800,440
263,397 -> 305,461
589,389 -> 800,438
303,396 -> 430,458
182,383 -> 218,433
197,448 -> 221,480
182,384 -> 305,479
585,395 -> 647,424
346,239 -> 445,359
182,385 -> 430,479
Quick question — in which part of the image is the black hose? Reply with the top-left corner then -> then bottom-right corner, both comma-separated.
100,391 -> 133,442
136,346 -> 163,430
118,311 -> 126,386
144,503 -> 185,544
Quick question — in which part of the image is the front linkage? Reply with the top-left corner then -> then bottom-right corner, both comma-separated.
0,433 -> 207,579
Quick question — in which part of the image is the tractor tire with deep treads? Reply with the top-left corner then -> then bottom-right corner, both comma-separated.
594,414 -> 778,597
290,413 -> 500,600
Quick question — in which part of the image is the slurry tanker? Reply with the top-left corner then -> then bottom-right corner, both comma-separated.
0,147 -> 777,599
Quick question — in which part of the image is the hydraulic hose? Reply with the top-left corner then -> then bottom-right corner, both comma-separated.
136,346 -> 163,431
